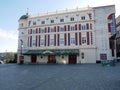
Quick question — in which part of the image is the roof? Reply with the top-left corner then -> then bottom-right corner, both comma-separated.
19,13 -> 28,20
23,49 -> 79,55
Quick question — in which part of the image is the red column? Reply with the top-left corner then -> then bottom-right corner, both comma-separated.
54,34 -> 56,46
57,26 -> 59,32
90,23 -> 92,30
86,23 -> 89,30
30,36 -> 32,47
57,34 -> 60,46
75,24 -> 77,30
39,28 -> 41,33
36,28 -> 38,33
64,33 -> 66,46
64,25 -> 66,31
45,27 -> 47,33
36,36 -> 37,47
45,35 -> 46,46
79,24 -> 81,30
79,32 -> 81,45
39,35 -> 40,47
54,26 -> 56,32
48,27 -> 50,33
48,35 -> 50,46
75,33 -> 78,45
30,29 -> 32,34
68,33 -> 70,46
87,32 -> 90,45
68,25 -> 70,31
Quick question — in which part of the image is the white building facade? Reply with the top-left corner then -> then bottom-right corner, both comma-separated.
17,5 -> 116,64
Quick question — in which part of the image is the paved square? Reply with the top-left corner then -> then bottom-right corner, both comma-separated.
0,63 -> 120,90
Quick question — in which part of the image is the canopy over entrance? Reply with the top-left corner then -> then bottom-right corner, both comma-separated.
23,49 -> 79,55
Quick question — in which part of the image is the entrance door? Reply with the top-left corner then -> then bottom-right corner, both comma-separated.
31,55 -> 37,63
69,55 -> 77,64
48,55 -> 56,64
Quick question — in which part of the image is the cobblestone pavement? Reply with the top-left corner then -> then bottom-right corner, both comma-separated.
0,63 -> 120,90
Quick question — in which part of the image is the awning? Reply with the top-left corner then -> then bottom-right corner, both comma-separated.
23,49 -> 79,55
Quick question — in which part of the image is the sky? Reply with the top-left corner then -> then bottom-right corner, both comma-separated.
0,0 -> 120,52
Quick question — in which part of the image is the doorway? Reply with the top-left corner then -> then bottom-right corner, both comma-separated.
31,55 -> 37,63
69,55 -> 77,64
48,55 -> 56,64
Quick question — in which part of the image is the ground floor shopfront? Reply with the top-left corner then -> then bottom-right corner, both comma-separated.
18,48 -> 97,64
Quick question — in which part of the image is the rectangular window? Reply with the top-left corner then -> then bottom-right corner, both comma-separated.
50,28 -> 54,32
32,29 -> 36,34
81,16 -> 85,20
60,19 -> 64,22
41,21 -> 45,24
70,26 -> 75,31
50,39 -> 54,45
60,27 -> 64,32
51,20 -> 54,23
70,17 -> 74,21
70,38 -> 75,44
33,22 -> 36,25
41,29 -> 45,33
40,39 -> 44,45
60,38 -> 64,45
82,25 -> 86,30
82,37 -> 86,44
32,40 -> 36,46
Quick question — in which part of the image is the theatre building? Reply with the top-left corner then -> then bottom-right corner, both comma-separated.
17,5 -> 116,64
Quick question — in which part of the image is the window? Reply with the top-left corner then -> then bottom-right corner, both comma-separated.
82,25 -> 86,30
50,39 -> 54,45
70,17 -> 74,21
51,20 -> 54,23
70,26 -> 75,31
60,38 -> 64,45
82,37 -> 86,44
81,52 -> 84,59
50,28 -> 54,32
32,40 -> 36,46
33,22 -> 36,25
60,27 -> 64,32
60,19 -> 64,22
32,30 -> 36,34
41,21 -> 45,24
41,29 -> 45,33
70,38 -> 75,44
40,39 -> 44,45
81,16 -> 85,20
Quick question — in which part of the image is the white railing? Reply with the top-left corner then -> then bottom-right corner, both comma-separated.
29,7 -> 92,18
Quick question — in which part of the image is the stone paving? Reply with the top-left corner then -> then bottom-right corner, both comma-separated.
0,63 -> 120,90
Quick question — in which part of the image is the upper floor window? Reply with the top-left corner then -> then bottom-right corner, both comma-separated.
50,39 -> 54,45
60,27 -> 64,32
81,16 -> 85,20
70,38 -> 75,44
60,38 -> 64,45
50,28 -> 54,32
32,29 -> 36,34
82,25 -> 86,30
60,19 -> 64,22
51,20 -> 54,23
33,22 -> 36,25
41,21 -> 45,24
41,29 -> 45,33
70,17 -> 74,21
70,26 -> 75,31
40,39 -> 44,45
32,40 -> 36,46
82,37 -> 86,44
